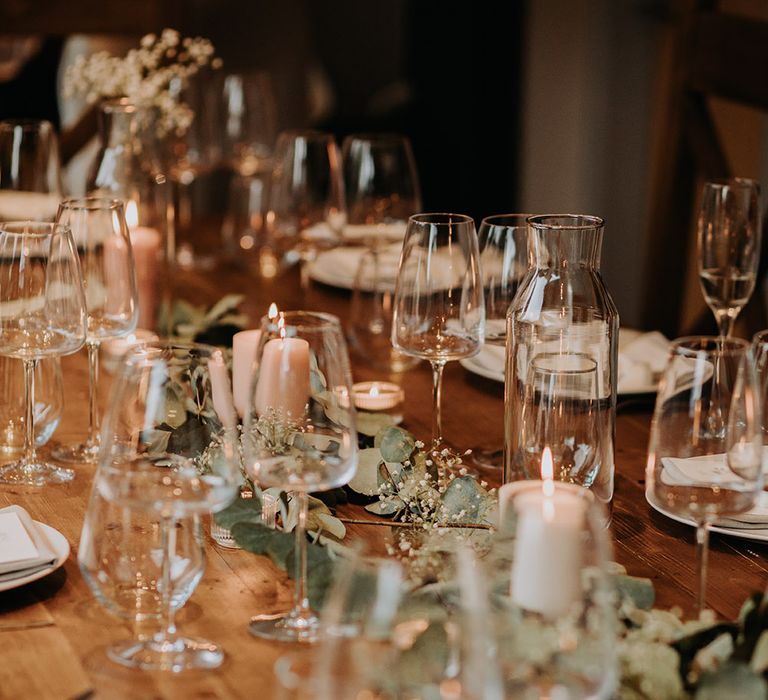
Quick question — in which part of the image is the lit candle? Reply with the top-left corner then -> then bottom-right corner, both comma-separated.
351,381 -> 404,411
101,329 -> 159,373
510,448 -> 587,618
208,352 -> 237,430
232,329 -> 262,419
253,329 -> 311,420
125,200 -> 161,329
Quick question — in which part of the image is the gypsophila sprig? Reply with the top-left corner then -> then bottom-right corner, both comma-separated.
63,28 -> 222,136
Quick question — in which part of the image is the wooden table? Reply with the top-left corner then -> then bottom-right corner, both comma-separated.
1,259 -> 767,699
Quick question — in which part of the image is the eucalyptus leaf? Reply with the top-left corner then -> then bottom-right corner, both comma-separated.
348,448 -> 384,496
613,574 -> 655,610
695,661 -> 768,699
356,411 -> 396,437
440,476 -> 492,523
365,500 -> 402,516
141,428 -> 172,457
396,622 -> 450,689
203,294 -> 245,324
230,521 -> 286,557
214,496 -> 263,529
378,426 -> 416,463
163,385 -> 188,429
315,513 -> 347,540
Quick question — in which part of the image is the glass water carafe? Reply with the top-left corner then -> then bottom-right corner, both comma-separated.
504,215 -> 618,508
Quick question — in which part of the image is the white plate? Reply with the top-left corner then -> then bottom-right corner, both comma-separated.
0,522 -> 69,593
645,489 -> 768,543
308,245 -> 403,291
460,328 -> 662,396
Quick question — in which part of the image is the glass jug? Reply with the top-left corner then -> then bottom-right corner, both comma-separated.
504,215 -> 618,509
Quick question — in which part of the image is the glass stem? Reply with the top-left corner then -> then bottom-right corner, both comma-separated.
22,359 -> 36,468
157,515 -> 178,643
292,491 -> 311,616
430,360 -> 446,446
87,341 -> 100,448
716,311 -> 735,339
696,522 -> 710,616
299,260 -> 311,291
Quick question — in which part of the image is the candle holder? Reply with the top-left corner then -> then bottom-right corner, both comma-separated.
487,476 -> 618,699
351,381 -> 404,424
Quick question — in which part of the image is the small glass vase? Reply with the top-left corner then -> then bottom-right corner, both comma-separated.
504,215 -> 619,510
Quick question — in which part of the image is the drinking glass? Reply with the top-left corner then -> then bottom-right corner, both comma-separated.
243,311 -> 357,643
92,341 -> 240,670
51,197 -> 138,464
697,178 -> 761,338
0,222 -> 87,485
341,133 -> 421,247
519,353 -> 602,487
0,119 -> 62,221
391,213 -> 485,445
267,130 -> 345,288
647,337 -> 763,613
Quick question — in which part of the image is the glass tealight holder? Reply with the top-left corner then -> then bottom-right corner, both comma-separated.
489,475 -> 618,699
351,381 -> 404,424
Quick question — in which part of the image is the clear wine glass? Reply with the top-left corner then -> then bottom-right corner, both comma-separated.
267,130 -> 345,288
0,222 -> 87,485
243,311 -> 358,643
647,336 -> 763,614
391,213 -> 485,445
471,214 -> 531,467
0,118 -> 62,220
697,178 -> 761,338
341,133 -> 421,248
51,197 -> 138,464
92,341 -> 240,670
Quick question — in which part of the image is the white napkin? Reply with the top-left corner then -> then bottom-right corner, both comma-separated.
0,191 -> 60,221
0,505 -> 57,582
310,244 -> 402,287
342,222 -> 407,243
617,331 -> 670,391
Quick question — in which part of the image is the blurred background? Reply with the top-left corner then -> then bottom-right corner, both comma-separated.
0,0 -> 767,334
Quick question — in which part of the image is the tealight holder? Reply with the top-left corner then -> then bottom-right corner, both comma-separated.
101,329 -> 159,374
210,491 -> 278,549
486,470 -> 618,699
351,381 -> 404,423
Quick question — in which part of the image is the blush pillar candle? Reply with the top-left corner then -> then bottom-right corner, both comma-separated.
130,226 -> 161,329
253,337 -> 311,420
232,329 -> 262,418
208,353 -> 237,430
510,448 -> 587,618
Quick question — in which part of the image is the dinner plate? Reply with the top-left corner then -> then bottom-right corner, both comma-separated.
459,328 -> 662,395
645,489 -> 768,543
308,245 -> 403,290
0,522 -> 69,593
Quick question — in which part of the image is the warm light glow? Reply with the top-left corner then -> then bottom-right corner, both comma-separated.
125,200 -> 139,229
268,302 -> 278,320
370,384 -> 380,397
541,447 -> 555,521
278,312 -> 286,340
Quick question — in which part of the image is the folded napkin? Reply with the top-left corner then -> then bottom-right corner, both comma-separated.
342,222 -> 407,243
617,331 -> 670,392
0,505 -> 57,582
310,244 -> 403,288
660,451 -> 768,529
0,191 -> 60,221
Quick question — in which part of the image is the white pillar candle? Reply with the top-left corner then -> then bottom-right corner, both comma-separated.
510,448 -> 587,618
232,329 -> 262,419
253,337 -> 311,420
208,353 -> 237,430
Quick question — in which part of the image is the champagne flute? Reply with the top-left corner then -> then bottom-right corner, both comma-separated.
0,222 -> 87,485
267,130 -> 345,288
92,341 -> 240,670
647,337 -> 763,614
697,178 -> 761,338
341,133 -> 421,247
391,213 -> 485,445
51,197 -> 138,464
243,311 -> 357,643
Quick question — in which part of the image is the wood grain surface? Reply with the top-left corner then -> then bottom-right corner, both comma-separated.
1,257 -> 766,699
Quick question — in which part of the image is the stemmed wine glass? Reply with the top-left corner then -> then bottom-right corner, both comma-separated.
341,133 -> 421,247
0,222 -> 87,485
697,178 -> 761,338
52,197 -> 138,464
472,214 -> 531,467
391,213 -> 485,445
243,311 -> 358,643
647,337 -> 763,614
267,130 -> 345,288
90,341 -> 240,670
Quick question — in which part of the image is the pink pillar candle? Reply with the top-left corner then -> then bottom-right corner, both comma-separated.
253,337 -> 311,421
232,329 -> 262,418
208,353 -> 237,430
130,226 -> 161,329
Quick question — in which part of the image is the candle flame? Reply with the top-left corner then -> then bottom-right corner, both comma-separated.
268,302 -> 278,320
277,312 -> 286,340
125,200 -> 139,229
370,384 -> 380,397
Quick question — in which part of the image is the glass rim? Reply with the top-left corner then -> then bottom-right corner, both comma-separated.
0,118 -> 55,133
99,97 -> 138,113
260,309 -> 343,332
120,340 -> 224,365
752,328 -> 768,345
58,196 -> 126,212
342,132 -> 410,145
530,351 -> 598,375
703,177 -> 760,192
480,213 -> 532,229
671,335 -> 752,357
276,128 -> 333,143
0,221 -> 71,238
527,214 -> 604,230
409,212 -> 474,226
